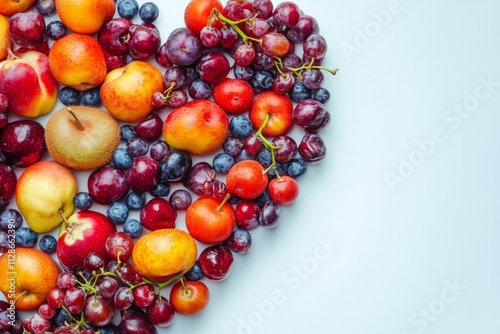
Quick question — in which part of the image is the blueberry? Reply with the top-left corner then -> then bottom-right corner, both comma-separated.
256,148 -> 272,167
168,189 -> 192,210
229,115 -> 253,138
55,308 -> 72,328
59,86 -> 81,106
39,234 -> 57,254
139,2 -> 159,23
0,208 -> 23,231
311,87 -> 330,104
150,182 -> 170,198
213,153 -> 235,174
249,70 -> 275,93
289,81 -> 311,102
117,0 -> 139,19
123,219 -> 143,238
286,157 -> 308,178
112,148 -> 134,170
106,202 -> 129,225
74,192 -> 93,211
15,227 -> 37,247
125,191 -> 146,210
81,86 -> 102,107
235,149 -> 255,162
45,20 -> 67,40
183,263 -> 204,281
120,125 -> 136,142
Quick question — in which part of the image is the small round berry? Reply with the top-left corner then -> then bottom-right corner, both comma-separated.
74,192 -> 93,211
117,0 -> 139,19
106,202 -> 129,225
39,235 -> 57,254
15,227 -> 37,248
59,86 -> 80,106
123,219 -> 143,238
139,2 -> 159,22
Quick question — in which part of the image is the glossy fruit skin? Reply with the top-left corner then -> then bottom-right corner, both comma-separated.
196,52 -> 230,85
8,11 -> 45,48
0,51 -> 58,118
184,0 -> 223,37
119,307 -> 158,334
198,244 -> 234,281
88,166 -> 129,205
140,197 -> 177,231
0,162 -> 16,210
85,295 -> 114,327
186,197 -> 236,244
163,99 -> 229,155
226,160 -> 269,200
169,280 -> 209,315
165,27 -> 202,67
146,295 -> 175,327
249,91 -> 294,137
268,175 -> 299,205
56,210 -> 117,272
213,78 -> 254,115
55,0 -> 116,35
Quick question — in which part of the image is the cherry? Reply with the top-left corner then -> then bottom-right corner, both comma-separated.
198,244 -> 234,281
146,294 -> 175,327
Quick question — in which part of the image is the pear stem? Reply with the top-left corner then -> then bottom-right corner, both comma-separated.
67,107 -> 86,131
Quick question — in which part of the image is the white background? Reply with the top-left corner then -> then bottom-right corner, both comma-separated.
5,0 -> 500,333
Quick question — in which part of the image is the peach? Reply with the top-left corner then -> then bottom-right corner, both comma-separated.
48,33 -> 107,91
55,0 -> 115,35
163,99 -> 229,155
0,14 -> 12,61
132,229 -> 198,282
0,50 -> 58,118
0,0 -> 37,16
0,248 -> 60,311
100,60 -> 163,123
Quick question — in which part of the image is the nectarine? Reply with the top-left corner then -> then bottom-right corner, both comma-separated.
0,14 -> 12,61
48,33 -> 107,91
0,0 -> 37,16
55,0 -> 115,35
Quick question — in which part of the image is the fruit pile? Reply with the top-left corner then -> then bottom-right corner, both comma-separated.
0,0 -> 337,332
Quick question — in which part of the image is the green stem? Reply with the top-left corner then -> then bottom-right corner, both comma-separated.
212,9 -> 261,44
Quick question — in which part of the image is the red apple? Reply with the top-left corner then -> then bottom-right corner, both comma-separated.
56,210 -> 117,272
0,50 -> 58,118
249,91 -> 294,137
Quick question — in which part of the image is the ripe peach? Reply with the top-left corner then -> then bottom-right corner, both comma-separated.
48,33 -> 107,91
0,14 -> 12,61
212,78 -> 254,115
55,0 -> 115,35
132,229 -> 198,282
0,248 -> 60,311
100,60 -> 163,123
163,99 -> 229,155
0,0 -> 37,16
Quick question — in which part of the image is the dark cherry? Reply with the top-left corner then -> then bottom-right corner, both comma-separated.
198,244 -> 234,281
0,119 -> 46,167
88,166 -> 130,205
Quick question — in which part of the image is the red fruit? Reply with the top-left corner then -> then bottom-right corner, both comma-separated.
184,0 -> 223,37
185,196 -> 235,244
268,175 -> 299,205
249,91 -> 293,137
212,78 -> 254,115
169,280 -> 210,315
140,197 -> 177,231
226,160 -> 268,200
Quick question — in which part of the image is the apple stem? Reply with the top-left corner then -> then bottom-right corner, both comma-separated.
157,273 -> 182,289
217,193 -> 231,212
67,107 -> 86,131
6,48 -> 18,60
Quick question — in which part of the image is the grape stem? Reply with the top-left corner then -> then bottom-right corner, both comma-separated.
255,113 -> 281,178
211,8 -> 261,44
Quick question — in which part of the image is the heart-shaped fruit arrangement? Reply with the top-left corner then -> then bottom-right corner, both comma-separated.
0,0 -> 337,332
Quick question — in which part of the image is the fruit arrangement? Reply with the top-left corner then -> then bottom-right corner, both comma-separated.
0,0 -> 337,332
